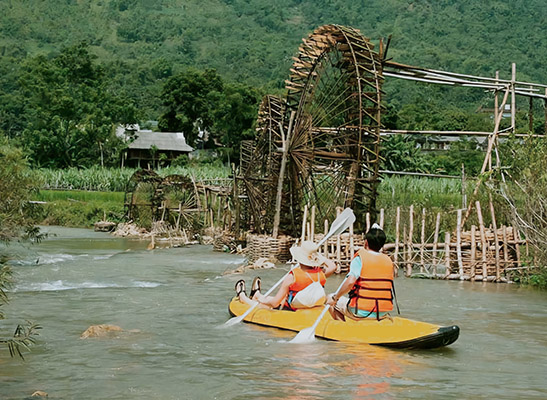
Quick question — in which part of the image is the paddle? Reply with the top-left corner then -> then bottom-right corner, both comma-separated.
225,208 -> 355,327
289,277 -> 348,344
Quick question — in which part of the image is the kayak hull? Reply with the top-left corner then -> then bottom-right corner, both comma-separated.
228,298 -> 459,349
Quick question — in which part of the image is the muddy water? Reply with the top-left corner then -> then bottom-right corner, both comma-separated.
1,227 -> 546,399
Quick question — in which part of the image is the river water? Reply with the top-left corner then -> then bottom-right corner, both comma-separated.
1,227 -> 546,399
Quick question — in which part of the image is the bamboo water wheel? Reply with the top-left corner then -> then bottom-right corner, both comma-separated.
241,24 -> 384,235
125,169 -> 163,228
125,170 -> 201,230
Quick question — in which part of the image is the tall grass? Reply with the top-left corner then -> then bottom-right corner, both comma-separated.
31,164 -> 232,192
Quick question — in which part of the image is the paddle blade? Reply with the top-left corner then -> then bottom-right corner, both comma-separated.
224,315 -> 244,326
288,327 -> 317,344
318,208 -> 356,246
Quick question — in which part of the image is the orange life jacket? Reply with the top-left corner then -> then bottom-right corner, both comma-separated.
348,248 -> 394,317
284,266 -> 326,310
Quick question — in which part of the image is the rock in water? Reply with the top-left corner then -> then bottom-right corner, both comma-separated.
80,324 -> 123,339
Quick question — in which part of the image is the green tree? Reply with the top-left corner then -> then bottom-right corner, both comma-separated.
212,82 -> 261,157
159,69 -> 261,157
16,42 -> 139,168
159,68 -> 224,147
0,141 -> 41,358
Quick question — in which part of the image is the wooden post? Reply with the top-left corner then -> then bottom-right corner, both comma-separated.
432,212 -> 441,270
456,209 -> 464,280
379,208 -> 385,229
217,194 -> 222,228
494,71 -> 499,123
461,163 -> 467,210
272,111 -> 296,238
444,232 -> 451,278
513,225 -> 521,267
511,63 -> 516,132
310,205 -> 316,241
160,201 -> 166,222
394,207 -> 401,276
402,224 -> 407,275
529,86 -> 534,133
407,205 -> 414,276
301,204 -> 308,244
175,202 -> 182,230
210,209 -> 214,229
229,166 -> 240,237
470,225 -> 477,281
420,208 -> 426,273
476,201 -> 488,281
502,226 -> 509,268
489,196 -> 501,282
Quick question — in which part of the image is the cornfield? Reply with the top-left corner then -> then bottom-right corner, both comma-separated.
32,165 -> 231,192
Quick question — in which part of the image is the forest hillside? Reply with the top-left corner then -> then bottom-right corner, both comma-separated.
1,0 -> 545,105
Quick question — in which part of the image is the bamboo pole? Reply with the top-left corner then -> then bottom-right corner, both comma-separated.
495,71 -> 499,124
511,63 -> 516,132
470,225 -> 477,281
301,204 -> 308,244
175,202 -> 182,230
502,226 -> 509,269
366,212 -> 370,232
476,201 -> 488,281
160,201 -> 166,222
217,194 -> 222,228
461,163 -> 467,210
489,195 -> 501,282
444,232 -> 451,278
462,88 -> 510,226
407,205 -> 414,276
404,226 -> 412,277
432,212 -> 441,270
394,207 -> 400,276
457,209 -> 464,279
513,225 -> 521,267
420,208 -> 426,273
310,205 -> 316,241
529,86 -> 534,133
272,111 -> 296,238
379,208 -> 385,229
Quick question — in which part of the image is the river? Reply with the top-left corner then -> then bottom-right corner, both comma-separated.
1,227 -> 546,399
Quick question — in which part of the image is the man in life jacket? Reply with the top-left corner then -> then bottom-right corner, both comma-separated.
235,241 -> 337,310
326,224 -> 394,320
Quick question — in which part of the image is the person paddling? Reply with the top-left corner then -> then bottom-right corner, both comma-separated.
235,241 -> 337,310
326,224 -> 395,321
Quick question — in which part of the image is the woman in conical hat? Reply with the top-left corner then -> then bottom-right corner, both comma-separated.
235,240 -> 337,310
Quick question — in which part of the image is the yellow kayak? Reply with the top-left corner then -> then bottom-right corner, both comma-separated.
229,298 -> 459,349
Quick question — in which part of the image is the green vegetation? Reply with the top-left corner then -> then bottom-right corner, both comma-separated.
494,137 -> 547,287
32,163 -> 231,192
0,1 -> 545,172
0,141 -> 41,359
33,190 -> 126,228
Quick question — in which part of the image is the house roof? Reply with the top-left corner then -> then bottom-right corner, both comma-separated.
127,131 -> 193,152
